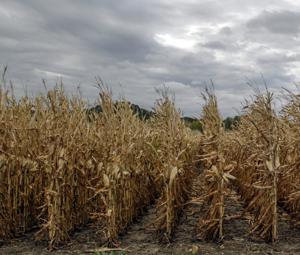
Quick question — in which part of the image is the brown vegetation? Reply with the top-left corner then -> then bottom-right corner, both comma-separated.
1,71 -> 300,250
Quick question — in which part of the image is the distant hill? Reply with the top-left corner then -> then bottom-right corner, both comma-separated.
129,103 -> 155,120
86,102 -> 239,132
86,102 -> 155,121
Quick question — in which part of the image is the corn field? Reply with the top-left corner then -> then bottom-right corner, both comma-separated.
1,73 -> 300,248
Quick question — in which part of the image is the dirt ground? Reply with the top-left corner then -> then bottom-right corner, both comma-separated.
1,193 -> 300,255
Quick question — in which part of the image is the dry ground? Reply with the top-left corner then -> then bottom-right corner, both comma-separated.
1,193 -> 300,255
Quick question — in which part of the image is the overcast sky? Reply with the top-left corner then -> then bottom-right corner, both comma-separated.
1,0 -> 300,117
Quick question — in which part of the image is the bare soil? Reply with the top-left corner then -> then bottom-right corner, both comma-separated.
1,193 -> 300,255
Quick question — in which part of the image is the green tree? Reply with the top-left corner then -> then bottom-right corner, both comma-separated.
190,120 -> 203,132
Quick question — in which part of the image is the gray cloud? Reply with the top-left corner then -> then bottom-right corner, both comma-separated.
1,0 -> 300,118
219,27 -> 233,36
201,41 -> 227,50
257,53 -> 300,64
247,10 -> 300,35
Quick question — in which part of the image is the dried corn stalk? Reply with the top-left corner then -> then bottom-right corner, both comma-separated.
229,82 -> 283,243
193,82 -> 236,240
145,87 -> 197,241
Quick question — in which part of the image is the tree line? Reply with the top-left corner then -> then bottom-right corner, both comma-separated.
87,103 -> 240,132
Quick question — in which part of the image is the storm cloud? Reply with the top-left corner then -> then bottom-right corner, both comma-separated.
1,0 -> 300,117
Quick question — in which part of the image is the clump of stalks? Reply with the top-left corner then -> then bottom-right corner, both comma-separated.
0,73 -> 199,248
194,83 -> 236,241
0,74 -> 159,248
230,81 -> 283,243
90,78 -> 161,247
145,86 -> 198,241
277,85 -> 300,225
7,68 -> 300,247
0,77 -> 83,244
